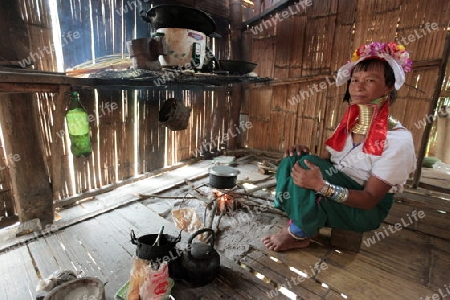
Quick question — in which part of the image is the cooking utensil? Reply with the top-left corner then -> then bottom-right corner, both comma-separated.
218,60 -> 257,75
153,226 -> 164,246
209,166 -> 240,189
140,4 -> 217,36
180,228 -> 220,286
126,35 -> 166,70
130,230 -> 181,262
201,44 -> 219,72
155,28 -> 207,69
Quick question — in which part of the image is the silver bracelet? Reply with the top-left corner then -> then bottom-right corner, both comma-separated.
317,180 -> 349,203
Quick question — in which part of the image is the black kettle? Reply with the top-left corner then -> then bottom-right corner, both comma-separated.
181,228 -> 220,286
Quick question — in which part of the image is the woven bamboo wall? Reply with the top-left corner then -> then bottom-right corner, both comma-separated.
244,0 -> 450,156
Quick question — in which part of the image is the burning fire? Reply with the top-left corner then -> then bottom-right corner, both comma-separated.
214,190 -> 234,214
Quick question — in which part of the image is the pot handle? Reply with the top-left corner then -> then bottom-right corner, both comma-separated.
188,228 -> 215,252
139,10 -> 150,22
130,230 -> 139,246
174,229 -> 182,243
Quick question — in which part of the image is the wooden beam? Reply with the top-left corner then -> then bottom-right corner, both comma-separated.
0,70 -> 269,92
412,33 -> 450,188
247,59 -> 442,89
412,59 -> 441,69
230,0 -> 243,59
418,182 -> 450,194
256,72 -> 333,88
440,90 -> 450,98
242,0 -> 296,31
0,70 -> 86,86
228,0 -> 244,150
0,82 -> 61,93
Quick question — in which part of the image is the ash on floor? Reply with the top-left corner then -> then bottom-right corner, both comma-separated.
142,157 -> 287,263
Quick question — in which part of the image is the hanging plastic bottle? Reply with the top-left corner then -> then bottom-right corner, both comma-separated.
65,91 -> 92,157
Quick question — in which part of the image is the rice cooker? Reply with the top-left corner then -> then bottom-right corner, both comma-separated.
156,28 -> 206,70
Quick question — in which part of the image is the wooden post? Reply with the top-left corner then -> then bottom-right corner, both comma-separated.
0,93 -> 55,227
230,0 -> 243,60
211,88 -> 226,150
228,0 -> 244,150
0,2 -> 54,226
51,85 -> 71,200
412,33 -> 450,188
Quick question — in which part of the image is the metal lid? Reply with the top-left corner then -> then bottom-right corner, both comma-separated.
209,166 -> 239,176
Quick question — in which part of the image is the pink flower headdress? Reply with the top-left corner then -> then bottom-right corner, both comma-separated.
335,42 -> 413,90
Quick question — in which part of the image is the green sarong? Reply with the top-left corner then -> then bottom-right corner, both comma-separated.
274,154 -> 394,237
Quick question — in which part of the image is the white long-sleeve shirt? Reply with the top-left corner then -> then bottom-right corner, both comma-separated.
326,123 -> 417,193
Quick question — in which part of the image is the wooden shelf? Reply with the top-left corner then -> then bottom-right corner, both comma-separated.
0,68 -> 272,93
0,69 -> 89,93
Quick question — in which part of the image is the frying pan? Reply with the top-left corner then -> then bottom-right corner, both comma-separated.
218,60 -> 257,75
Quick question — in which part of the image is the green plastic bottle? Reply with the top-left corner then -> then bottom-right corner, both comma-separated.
65,92 -> 92,157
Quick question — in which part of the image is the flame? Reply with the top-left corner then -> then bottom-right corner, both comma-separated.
214,190 -> 234,213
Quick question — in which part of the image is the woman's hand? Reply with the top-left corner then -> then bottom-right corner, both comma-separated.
291,160 -> 324,191
284,145 -> 310,157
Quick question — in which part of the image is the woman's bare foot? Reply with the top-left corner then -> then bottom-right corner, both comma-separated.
262,227 -> 310,251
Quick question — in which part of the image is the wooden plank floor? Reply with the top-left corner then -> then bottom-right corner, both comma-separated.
0,157 -> 449,300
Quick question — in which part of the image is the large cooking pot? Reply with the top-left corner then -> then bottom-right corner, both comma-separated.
140,4 -> 216,36
209,166 -> 240,189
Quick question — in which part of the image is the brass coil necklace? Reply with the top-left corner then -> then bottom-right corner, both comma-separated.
350,104 -> 375,135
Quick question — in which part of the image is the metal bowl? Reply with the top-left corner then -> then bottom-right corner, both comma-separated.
43,277 -> 105,300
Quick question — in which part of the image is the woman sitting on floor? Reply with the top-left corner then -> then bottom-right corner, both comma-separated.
263,42 -> 417,251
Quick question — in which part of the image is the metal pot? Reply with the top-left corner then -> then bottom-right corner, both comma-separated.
140,4 -> 217,36
181,228 -> 220,286
209,166 -> 240,189
130,230 -> 182,276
